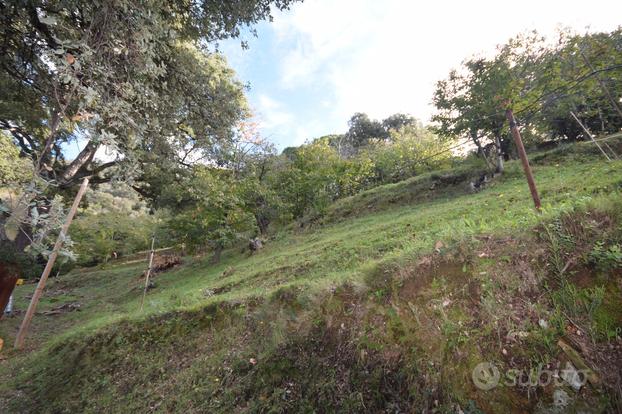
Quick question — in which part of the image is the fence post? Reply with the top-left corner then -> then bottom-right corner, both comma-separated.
506,109 -> 541,211
15,178 -> 89,349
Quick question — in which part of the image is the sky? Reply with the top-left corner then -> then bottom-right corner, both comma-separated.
218,0 -> 622,150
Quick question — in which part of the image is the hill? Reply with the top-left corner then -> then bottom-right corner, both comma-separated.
1,141 -> 622,413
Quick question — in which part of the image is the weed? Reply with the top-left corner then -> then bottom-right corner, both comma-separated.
589,241 -> 622,271
542,218 -> 575,281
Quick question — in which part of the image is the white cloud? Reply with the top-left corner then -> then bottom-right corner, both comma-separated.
270,0 -> 622,127
255,94 -> 294,130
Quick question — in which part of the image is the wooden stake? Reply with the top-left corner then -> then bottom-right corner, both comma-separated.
14,178 -> 89,349
570,111 -> 614,161
139,236 -> 156,312
506,109 -> 541,211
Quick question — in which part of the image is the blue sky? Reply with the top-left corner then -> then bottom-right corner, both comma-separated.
218,0 -> 622,151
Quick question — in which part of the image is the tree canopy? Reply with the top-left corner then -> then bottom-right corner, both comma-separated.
0,0 -> 299,258
0,0 -> 298,189
432,28 -> 622,166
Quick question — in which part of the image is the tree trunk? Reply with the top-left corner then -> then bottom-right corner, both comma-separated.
471,130 -> 494,171
254,212 -> 269,235
210,245 -> 223,264
59,140 -> 99,185
494,135 -> 504,174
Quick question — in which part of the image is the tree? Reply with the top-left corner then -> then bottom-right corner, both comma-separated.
345,113 -> 387,148
70,183 -> 162,266
0,131 -> 31,186
432,58 -> 513,173
382,113 -> 416,134
271,139 -> 343,218
368,124 -> 451,183
166,167 -> 255,263
227,120 -> 284,235
0,0 -> 299,268
432,28 -> 622,167
531,29 -> 622,141
432,31 -> 560,172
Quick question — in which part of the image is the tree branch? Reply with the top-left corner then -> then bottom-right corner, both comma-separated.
26,6 -> 60,49
58,140 -> 98,184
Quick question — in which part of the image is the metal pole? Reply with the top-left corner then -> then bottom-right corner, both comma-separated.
505,109 -> 541,211
15,178 -> 89,349
140,236 -> 156,312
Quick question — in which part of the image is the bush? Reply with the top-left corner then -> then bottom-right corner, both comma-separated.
588,242 -> 622,271
72,212 -> 160,266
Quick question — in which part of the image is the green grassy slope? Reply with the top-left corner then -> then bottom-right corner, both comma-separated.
2,142 -> 622,413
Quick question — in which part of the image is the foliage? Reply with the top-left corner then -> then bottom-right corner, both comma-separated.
165,168 -> 256,256
270,139 -> 344,218
366,124 -> 452,183
70,184 -> 162,266
333,112 -> 418,156
267,118 -> 449,219
0,131 -> 31,186
344,112 -> 387,148
0,0 -> 298,269
588,242 -> 622,271
432,29 -> 622,165
532,29 -> 622,140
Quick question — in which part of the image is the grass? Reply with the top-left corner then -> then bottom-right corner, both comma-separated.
1,141 -> 622,412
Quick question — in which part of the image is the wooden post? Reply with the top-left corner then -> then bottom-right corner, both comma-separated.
14,178 -> 89,349
570,111 -> 613,161
139,236 -> 156,312
505,109 -> 541,211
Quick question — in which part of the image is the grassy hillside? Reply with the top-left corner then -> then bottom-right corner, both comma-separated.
2,141 -> 622,413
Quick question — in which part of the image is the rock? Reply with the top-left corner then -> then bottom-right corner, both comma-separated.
560,362 -> 584,391
553,388 -> 570,407
434,240 -> 444,252
249,238 -> 263,253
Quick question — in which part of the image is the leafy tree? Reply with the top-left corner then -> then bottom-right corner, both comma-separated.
432,54 -> 516,173
271,139 -> 342,218
345,112 -> 387,148
166,168 -> 255,262
0,131 -> 31,186
531,29 -> 622,141
432,28 -> 622,171
382,113 -> 417,134
368,124 -> 452,182
0,0 -> 298,267
336,113 -> 418,157
227,121 -> 285,234
70,184 -> 162,265
433,31 -> 568,171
